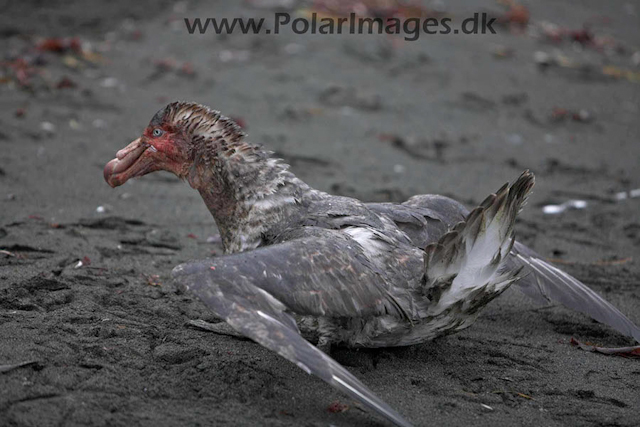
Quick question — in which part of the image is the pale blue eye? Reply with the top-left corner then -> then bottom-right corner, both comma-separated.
153,129 -> 163,137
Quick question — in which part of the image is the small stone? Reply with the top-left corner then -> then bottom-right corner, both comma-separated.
40,122 -> 56,134
100,77 -> 119,88
92,119 -> 107,128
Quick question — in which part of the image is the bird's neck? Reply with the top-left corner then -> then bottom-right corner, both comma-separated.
187,141 -> 310,253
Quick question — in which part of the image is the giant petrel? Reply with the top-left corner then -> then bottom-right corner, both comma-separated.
104,102 -> 640,427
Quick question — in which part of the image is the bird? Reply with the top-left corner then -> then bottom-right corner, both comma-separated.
104,101 -> 640,427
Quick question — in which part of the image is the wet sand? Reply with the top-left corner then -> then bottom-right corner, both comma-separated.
1,1 -> 639,426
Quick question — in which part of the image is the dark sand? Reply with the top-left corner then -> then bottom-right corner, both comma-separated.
1,1 -> 639,426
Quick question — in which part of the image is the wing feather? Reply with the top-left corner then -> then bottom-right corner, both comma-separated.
173,255 -> 413,427
173,230 -> 406,319
511,241 -> 640,342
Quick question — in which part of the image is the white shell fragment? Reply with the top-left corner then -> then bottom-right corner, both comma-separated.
544,188 -> 640,214
614,189 -> 640,201
542,199 -> 587,215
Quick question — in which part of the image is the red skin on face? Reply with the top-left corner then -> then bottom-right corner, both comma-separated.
103,124 -> 188,188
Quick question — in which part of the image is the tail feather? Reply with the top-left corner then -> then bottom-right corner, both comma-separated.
424,171 -> 535,316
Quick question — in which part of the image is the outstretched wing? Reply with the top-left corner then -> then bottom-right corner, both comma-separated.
509,242 -> 640,342
172,230 -> 412,427
175,230 -> 407,319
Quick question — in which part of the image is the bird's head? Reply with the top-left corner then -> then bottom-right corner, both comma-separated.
104,102 -> 246,189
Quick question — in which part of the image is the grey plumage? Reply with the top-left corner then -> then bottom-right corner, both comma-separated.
105,102 -> 640,427
508,242 -> 640,342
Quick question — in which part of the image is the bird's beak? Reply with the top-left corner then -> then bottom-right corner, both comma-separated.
104,138 -> 157,187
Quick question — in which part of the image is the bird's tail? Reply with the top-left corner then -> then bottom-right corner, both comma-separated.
422,171 -> 535,320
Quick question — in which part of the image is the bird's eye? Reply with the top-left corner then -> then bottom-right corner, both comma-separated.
152,128 -> 163,137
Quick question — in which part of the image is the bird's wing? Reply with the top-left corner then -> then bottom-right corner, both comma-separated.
509,241 -> 640,342
175,230 -> 407,319
172,231 -> 412,427
367,196 -> 469,249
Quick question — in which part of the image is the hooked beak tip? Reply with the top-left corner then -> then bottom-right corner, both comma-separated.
103,160 -> 120,187
103,138 -> 148,188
